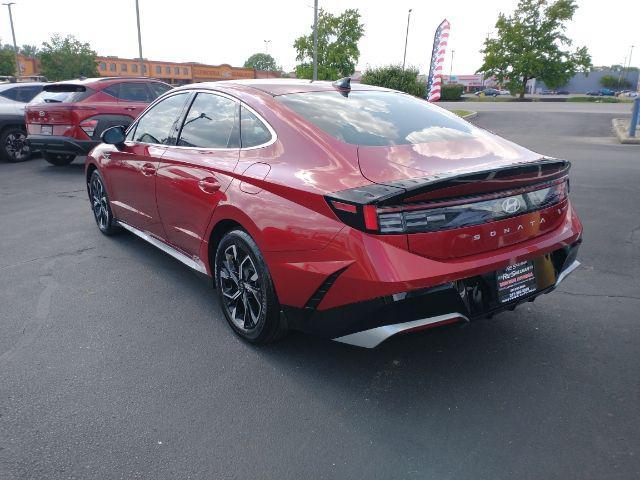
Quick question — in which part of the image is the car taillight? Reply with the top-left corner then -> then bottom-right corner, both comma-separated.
327,180 -> 568,234
80,119 -> 98,138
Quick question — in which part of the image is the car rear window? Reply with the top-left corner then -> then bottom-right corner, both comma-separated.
276,90 -> 479,146
29,84 -> 94,104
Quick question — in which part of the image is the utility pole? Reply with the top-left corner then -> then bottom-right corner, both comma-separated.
135,0 -> 144,76
312,0 -> 318,81
622,45 -> 634,89
2,3 -> 20,77
449,49 -> 455,83
402,9 -> 412,69
617,57 -> 627,90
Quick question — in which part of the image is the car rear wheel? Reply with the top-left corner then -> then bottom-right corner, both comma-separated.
0,127 -> 31,163
43,152 -> 76,166
88,170 -> 119,235
214,230 -> 287,344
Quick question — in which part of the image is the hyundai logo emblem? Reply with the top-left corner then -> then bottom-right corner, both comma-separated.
501,197 -> 521,214
38,111 -> 45,117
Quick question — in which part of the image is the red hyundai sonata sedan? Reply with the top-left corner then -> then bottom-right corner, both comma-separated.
85,79 -> 582,348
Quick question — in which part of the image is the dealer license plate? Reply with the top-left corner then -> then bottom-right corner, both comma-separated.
496,260 -> 537,304
41,125 -> 53,135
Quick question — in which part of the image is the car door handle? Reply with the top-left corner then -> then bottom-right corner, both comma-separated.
124,107 -> 138,111
198,177 -> 221,193
141,163 -> 156,176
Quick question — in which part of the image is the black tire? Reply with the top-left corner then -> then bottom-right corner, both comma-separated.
214,230 -> 287,344
0,127 -> 31,162
43,152 -> 76,166
88,170 -> 119,235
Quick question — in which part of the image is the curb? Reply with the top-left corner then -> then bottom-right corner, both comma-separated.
462,111 -> 478,120
612,118 -> 640,144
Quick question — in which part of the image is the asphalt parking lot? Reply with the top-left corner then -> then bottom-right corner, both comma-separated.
1,102 -> 639,479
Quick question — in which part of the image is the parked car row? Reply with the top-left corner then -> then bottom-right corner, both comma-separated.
474,88 -> 511,97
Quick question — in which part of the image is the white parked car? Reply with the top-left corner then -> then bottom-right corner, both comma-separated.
498,89 -> 511,95
0,82 -> 46,162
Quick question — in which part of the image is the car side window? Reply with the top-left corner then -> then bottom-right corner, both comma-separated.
240,106 -> 272,148
118,83 -> 151,102
15,86 -> 43,103
148,82 -> 172,99
0,86 -> 18,101
133,93 -> 188,145
104,83 -> 151,102
177,93 -> 239,148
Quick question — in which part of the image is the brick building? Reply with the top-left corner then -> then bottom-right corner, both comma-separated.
96,56 -> 279,85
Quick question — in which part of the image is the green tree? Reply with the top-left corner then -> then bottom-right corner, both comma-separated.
361,65 -> 425,97
0,47 -> 15,75
38,34 -> 98,81
477,0 -> 591,99
600,74 -> 631,90
294,8 -> 364,80
19,44 -> 38,57
244,53 -> 278,71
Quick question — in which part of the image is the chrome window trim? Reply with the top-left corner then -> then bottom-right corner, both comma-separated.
124,88 -> 277,151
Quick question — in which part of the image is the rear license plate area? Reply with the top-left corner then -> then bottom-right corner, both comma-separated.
41,125 -> 53,135
496,260 -> 537,303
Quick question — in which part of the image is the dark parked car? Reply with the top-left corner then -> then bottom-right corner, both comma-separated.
26,77 -> 172,166
86,79 -> 582,348
556,89 -> 570,95
475,88 -> 500,97
586,88 -> 615,96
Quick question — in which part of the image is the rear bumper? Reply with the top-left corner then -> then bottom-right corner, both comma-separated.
26,135 -> 98,156
283,241 -> 581,348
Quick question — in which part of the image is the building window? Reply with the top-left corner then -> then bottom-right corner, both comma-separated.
131,64 -> 138,73
121,63 -> 127,72
165,66 -> 171,74
110,63 -> 116,72
174,67 -> 180,75
183,68 -> 188,75
142,65 -> 147,74
99,62 -> 106,71
155,66 -> 161,74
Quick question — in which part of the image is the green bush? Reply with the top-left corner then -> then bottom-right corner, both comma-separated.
440,83 -> 464,101
360,65 -> 426,97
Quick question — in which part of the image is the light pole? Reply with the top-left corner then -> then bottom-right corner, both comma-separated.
449,49 -> 455,83
312,0 -> 318,81
2,2 -> 20,77
263,40 -> 271,54
402,8 -> 412,69
135,0 -> 144,76
622,45 -> 634,89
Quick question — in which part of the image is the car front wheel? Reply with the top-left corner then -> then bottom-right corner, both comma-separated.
43,152 -> 76,166
88,170 -> 119,235
215,230 -> 287,344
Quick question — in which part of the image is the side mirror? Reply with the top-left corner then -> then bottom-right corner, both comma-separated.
101,125 -> 126,149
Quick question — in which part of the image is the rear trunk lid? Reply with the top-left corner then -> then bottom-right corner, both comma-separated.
354,136 -> 571,259
25,83 -> 96,136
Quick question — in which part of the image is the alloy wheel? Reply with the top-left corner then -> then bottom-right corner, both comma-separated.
90,175 -> 110,230
5,132 -> 29,161
218,244 -> 263,332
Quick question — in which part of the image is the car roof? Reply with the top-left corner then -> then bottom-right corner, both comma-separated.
175,79 -> 389,96
0,81 -> 46,90
47,77 -> 168,87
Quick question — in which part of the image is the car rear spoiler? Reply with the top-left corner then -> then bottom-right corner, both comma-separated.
330,158 -> 571,206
